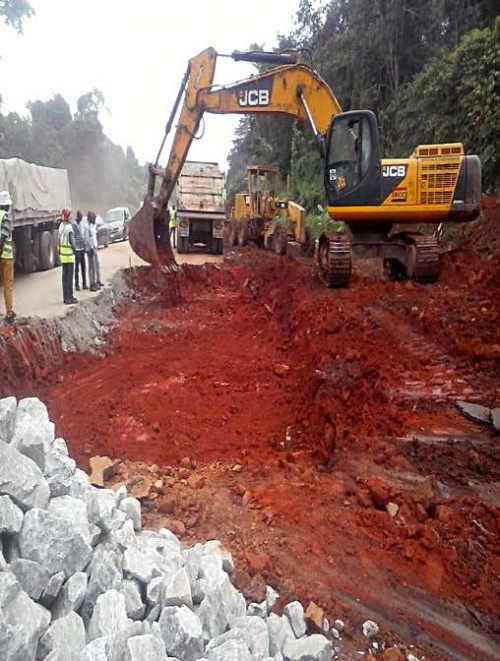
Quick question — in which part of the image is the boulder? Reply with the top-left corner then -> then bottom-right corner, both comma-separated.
455,401 -> 490,424
40,571 -> 65,608
0,570 -> 51,660
81,549 -> 123,625
119,496 -> 142,531
122,578 -> 146,620
89,455 -> 117,487
266,585 -> 279,613
0,494 -> 24,533
18,508 -> 92,579
123,547 -> 162,585
206,615 -> 269,661
48,495 -> 91,543
0,441 -> 50,511
88,589 -> 130,641
86,488 -> 126,534
283,601 -> 306,638
197,572 -> 246,641
282,634 -> 333,661
125,633 -> 168,661
49,438 -> 69,457
10,397 -> 56,470
159,604 -> 205,661
161,567 -> 193,608
37,611 -> 86,661
52,571 -> 88,619
10,558 -> 50,601
0,396 -> 17,443
43,453 -> 76,497
77,637 -> 108,661
207,638 -> 250,661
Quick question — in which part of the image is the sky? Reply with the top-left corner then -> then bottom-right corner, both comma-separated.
0,0 -> 301,171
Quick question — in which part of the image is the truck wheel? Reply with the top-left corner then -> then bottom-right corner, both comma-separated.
32,233 -> 42,272
212,238 -> 223,255
52,229 -> 61,267
39,230 -> 55,271
238,221 -> 249,247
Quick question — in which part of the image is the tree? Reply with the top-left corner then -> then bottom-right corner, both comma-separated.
0,0 -> 34,32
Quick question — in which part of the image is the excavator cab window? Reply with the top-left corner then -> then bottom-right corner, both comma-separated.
324,110 -> 380,207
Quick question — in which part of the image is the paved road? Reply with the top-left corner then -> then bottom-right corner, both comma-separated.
5,241 -> 221,321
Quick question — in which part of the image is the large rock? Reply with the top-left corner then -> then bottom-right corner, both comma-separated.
86,488 -> 126,534
125,634 -> 168,661
53,571 -> 88,619
10,397 -> 55,470
48,495 -> 91,544
282,634 -> 333,661
88,589 -> 130,641
49,437 -> 69,457
159,605 -> 205,661
206,616 -> 269,660
40,570 -> 65,609
10,558 -> 50,601
77,637 -> 108,661
119,496 -> 142,531
69,468 -> 92,501
0,441 -> 50,511
207,639 -> 250,661
0,570 -> 50,660
43,453 -> 76,497
37,611 -> 86,661
0,396 -> 17,443
121,578 -> 146,620
0,494 -> 24,533
283,601 -> 306,638
18,508 -> 92,579
455,401 -> 490,424
197,571 -> 246,641
81,548 -> 123,625
268,614 -> 293,656
123,547 -> 162,584
161,567 -> 193,608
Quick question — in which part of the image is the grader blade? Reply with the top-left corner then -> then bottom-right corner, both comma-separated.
128,195 -> 175,266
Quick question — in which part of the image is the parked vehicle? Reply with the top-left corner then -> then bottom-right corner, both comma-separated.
104,207 -> 131,243
0,157 -> 71,272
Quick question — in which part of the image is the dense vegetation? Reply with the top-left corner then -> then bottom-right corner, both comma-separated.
227,0 -> 499,211
0,1 -> 145,215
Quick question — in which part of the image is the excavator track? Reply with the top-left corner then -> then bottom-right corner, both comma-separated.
409,234 -> 440,283
318,233 -> 352,287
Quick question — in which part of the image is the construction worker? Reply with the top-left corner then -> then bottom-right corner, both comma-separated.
169,205 -> 177,249
73,210 -> 88,290
58,209 -> 78,305
0,190 -> 15,324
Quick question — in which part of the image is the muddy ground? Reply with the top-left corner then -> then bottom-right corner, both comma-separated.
2,202 -> 499,661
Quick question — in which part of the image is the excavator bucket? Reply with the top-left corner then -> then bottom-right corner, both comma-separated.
128,195 -> 176,266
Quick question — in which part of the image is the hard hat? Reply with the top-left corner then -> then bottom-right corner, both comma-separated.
0,190 -> 13,206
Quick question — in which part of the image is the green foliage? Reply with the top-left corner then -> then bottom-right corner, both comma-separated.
227,0 -> 499,210
306,204 -> 345,237
0,0 -> 33,33
0,91 -> 146,214
382,20 -> 500,191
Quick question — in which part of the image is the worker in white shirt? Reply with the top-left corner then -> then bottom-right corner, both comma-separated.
86,212 -> 102,292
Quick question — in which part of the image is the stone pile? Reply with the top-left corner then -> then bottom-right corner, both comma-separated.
0,396 -> 334,661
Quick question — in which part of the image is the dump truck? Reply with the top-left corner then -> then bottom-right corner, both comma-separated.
176,161 -> 226,255
0,158 -> 71,272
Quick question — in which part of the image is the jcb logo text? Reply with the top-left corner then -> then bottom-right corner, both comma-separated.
237,89 -> 270,107
382,165 -> 406,178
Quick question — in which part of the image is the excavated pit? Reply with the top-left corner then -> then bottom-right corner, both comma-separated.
1,221 -> 499,660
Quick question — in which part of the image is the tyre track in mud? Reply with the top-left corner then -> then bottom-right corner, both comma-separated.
13,251 -> 499,661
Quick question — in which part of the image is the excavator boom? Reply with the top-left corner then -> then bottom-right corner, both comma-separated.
128,47 -> 341,266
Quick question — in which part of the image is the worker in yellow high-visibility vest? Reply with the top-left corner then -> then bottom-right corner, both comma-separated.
169,205 -> 177,249
0,190 -> 15,324
58,209 -> 78,305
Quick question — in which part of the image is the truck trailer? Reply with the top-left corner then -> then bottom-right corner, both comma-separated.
176,161 -> 226,255
0,158 -> 71,272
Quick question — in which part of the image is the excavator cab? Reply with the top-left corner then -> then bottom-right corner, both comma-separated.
324,110 -> 381,208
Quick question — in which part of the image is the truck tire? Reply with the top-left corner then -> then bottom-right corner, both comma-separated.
52,229 -> 61,267
274,222 -> 288,256
212,238 -> 223,255
39,230 -> 55,271
32,233 -> 42,272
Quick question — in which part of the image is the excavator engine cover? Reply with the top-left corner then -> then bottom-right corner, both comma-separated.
128,195 -> 175,266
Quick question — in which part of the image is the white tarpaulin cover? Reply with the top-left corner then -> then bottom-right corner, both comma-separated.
0,158 -> 71,217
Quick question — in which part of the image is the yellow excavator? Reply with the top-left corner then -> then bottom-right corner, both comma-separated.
129,47 -> 481,286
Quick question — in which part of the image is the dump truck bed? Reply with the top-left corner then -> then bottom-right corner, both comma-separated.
177,161 -> 225,215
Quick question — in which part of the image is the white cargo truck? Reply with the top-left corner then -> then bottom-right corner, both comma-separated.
0,158 -> 71,272
176,161 -> 226,255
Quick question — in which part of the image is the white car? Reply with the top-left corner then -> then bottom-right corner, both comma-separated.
104,207 -> 131,243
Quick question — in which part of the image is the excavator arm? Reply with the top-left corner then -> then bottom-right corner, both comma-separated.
128,47 -> 341,266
